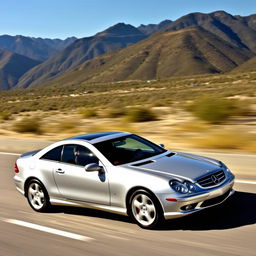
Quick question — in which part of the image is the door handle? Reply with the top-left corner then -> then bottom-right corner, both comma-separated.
56,168 -> 65,174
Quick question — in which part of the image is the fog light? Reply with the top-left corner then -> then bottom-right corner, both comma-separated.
180,203 -> 197,211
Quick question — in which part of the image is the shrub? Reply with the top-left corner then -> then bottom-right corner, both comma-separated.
0,112 -> 11,120
188,96 -> 237,124
126,107 -> 157,122
104,107 -> 126,118
79,108 -> 97,118
13,117 -> 42,134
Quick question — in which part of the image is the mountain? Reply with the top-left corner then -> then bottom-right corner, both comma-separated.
138,20 -> 172,35
0,35 -> 77,61
15,23 -> 147,89
164,11 -> 256,53
232,56 -> 256,72
35,27 -> 253,87
0,49 -> 40,90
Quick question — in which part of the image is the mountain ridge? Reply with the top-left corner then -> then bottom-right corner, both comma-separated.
164,11 -> 256,52
0,35 -> 77,61
0,49 -> 41,90
15,23 -> 147,89
137,20 -> 172,35
1,10 -> 256,90
34,26 -> 253,88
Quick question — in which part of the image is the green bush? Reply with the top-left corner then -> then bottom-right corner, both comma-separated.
188,96 -> 237,124
126,107 -> 157,122
13,117 -> 42,134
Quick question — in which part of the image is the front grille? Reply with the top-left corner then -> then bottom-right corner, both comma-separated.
201,189 -> 231,207
197,170 -> 225,188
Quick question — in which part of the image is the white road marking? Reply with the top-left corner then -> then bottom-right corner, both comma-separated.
0,151 -> 20,156
235,179 -> 256,185
3,219 -> 94,242
103,234 -> 129,241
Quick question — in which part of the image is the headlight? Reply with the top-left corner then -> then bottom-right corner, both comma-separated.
170,180 -> 196,194
220,161 -> 231,172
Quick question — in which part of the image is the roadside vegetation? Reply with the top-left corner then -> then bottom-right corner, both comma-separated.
0,71 -> 255,114
13,117 -> 42,134
0,71 -> 255,153
186,96 -> 253,124
126,107 -> 157,122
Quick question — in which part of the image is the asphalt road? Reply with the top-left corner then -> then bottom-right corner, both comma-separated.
0,153 -> 255,256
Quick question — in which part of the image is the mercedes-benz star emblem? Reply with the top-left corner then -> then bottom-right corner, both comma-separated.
211,175 -> 219,184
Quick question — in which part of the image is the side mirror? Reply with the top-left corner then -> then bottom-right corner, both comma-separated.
85,163 -> 103,172
159,144 -> 165,148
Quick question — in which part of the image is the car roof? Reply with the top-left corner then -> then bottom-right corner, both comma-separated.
67,131 -> 130,143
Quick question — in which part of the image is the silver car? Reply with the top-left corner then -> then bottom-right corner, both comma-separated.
14,131 -> 235,229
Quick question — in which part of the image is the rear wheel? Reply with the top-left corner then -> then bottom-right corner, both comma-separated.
26,179 -> 51,212
129,189 -> 162,229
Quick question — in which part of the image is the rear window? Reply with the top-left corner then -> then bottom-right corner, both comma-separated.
40,146 -> 62,162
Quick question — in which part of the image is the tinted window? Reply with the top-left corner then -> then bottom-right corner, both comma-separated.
94,134 -> 166,165
61,144 -> 99,166
62,145 -> 76,164
40,146 -> 62,162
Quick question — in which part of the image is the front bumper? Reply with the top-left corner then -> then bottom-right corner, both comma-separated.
162,174 -> 235,220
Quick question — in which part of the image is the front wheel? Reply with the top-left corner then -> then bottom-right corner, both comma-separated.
129,190 -> 163,229
26,179 -> 51,212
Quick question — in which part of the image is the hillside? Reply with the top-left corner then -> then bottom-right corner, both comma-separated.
164,11 -> 256,53
0,49 -> 40,90
2,11 -> 256,90
0,35 -> 77,61
232,56 -> 256,72
39,27 -> 253,87
15,23 -> 147,89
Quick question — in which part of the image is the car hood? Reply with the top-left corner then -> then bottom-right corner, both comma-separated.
129,152 -> 221,181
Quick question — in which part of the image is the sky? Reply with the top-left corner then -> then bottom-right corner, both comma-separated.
1,0 -> 256,39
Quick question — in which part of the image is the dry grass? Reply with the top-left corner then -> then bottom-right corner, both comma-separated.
43,118 -> 81,134
85,120 -> 137,134
189,129 -> 256,151
174,121 -> 210,132
1,70 -> 255,154
78,108 -> 98,118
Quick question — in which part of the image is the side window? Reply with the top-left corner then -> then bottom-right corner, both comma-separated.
61,144 -> 99,166
62,145 -> 76,164
75,145 -> 99,166
40,146 -> 63,162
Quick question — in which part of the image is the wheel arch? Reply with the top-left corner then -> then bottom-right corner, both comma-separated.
24,177 -> 48,198
125,186 -> 164,215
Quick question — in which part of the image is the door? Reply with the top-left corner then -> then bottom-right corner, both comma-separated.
53,144 -> 110,205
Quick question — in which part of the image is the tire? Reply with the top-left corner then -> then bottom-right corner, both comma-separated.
128,189 -> 163,229
26,179 -> 51,212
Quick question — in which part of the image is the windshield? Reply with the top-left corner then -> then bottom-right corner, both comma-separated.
94,134 -> 166,165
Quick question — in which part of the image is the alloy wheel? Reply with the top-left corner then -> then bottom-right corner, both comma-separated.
131,193 -> 157,227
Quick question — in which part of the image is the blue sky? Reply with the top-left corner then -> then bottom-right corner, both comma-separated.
1,0 -> 256,39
